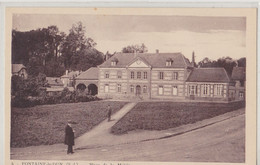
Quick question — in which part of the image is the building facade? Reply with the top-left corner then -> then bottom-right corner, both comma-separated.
98,52 -> 193,100
97,52 -> 246,102
229,67 -> 246,101
185,68 -> 231,101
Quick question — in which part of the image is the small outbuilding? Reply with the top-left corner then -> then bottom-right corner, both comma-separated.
185,68 -> 231,101
75,67 -> 99,95
12,64 -> 28,79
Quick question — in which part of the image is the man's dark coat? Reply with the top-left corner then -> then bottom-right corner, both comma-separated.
64,124 -> 74,146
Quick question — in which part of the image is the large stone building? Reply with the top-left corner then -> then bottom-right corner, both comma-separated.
97,52 -> 245,102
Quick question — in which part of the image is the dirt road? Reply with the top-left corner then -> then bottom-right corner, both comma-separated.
12,112 -> 245,162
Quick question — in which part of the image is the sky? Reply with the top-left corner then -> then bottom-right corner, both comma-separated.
12,14 -> 246,62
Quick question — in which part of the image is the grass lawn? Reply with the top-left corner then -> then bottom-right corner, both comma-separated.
11,101 -> 128,147
111,101 -> 245,135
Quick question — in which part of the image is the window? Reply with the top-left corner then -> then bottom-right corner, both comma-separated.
111,61 -> 116,66
131,71 -> 135,79
143,85 -> 147,93
201,84 -> 211,96
166,61 -> 172,66
239,92 -> 244,98
105,84 -> 109,93
143,72 -> 147,79
130,85 -> 134,93
137,72 -> 141,79
173,72 -> 178,80
117,71 -> 122,79
159,72 -> 164,80
158,86 -> 163,95
172,86 -> 178,95
166,58 -> 173,66
189,85 -> 197,95
214,84 -> 223,96
105,72 -> 109,78
117,84 -> 121,92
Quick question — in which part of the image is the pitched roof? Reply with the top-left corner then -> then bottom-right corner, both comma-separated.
75,67 -> 98,80
231,67 -> 245,80
186,68 -> 230,83
12,64 -> 26,73
46,77 -> 63,86
98,53 -> 191,68
61,71 -> 80,78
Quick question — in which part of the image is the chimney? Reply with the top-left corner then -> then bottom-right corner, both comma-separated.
156,49 -> 159,54
134,50 -> 137,58
66,70 -> 68,75
192,51 -> 195,67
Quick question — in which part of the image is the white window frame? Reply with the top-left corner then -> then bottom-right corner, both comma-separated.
105,84 -> 109,93
214,84 -> 223,96
201,84 -> 211,96
111,61 -> 116,66
130,71 -> 134,79
130,85 -> 134,93
143,85 -> 147,93
159,72 -> 164,80
166,61 -> 172,66
137,71 -> 141,79
172,86 -> 178,96
173,72 -> 178,80
105,72 -> 109,79
189,85 -> 197,95
158,86 -> 164,95
143,72 -> 147,79
239,92 -> 244,98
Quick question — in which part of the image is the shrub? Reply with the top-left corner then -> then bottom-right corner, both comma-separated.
11,88 -> 101,108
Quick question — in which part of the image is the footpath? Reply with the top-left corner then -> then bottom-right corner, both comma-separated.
11,104 -> 245,159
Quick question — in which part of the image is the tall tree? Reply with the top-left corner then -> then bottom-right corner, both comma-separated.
198,56 -> 241,76
61,22 -> 101,70
122,43 -> 148,53
12,26 -> 66,77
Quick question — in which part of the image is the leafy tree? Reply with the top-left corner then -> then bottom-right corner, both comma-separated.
44,57 -> 66,77
12,26 -> 66,76
237,57 -> 246,67
12,22 -> 104,77
122,43 -> 148,53
198,56 -> 243,76
70,49 -> 104,71
61,22 -> 97,69
11,73 -> 47,98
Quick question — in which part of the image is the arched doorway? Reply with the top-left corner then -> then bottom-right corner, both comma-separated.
76,83 -> 87,92
136,85 -> 141,96
88,84 -> 98,95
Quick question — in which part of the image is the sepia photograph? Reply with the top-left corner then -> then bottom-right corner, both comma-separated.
4,7 -> 257,165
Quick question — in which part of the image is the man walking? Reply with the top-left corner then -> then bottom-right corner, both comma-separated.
107,105 -> 112,122
64,120 -> 75,154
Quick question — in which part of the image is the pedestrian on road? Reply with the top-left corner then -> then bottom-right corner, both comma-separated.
107,105 -> 112,122
64,120 -> 75,154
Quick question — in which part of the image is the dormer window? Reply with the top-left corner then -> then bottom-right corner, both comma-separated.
166,58 -> 173,66
111,61 -> 116,66
111,58 -> 118,66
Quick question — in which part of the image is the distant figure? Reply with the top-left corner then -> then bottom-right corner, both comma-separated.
107,105 -> 112,122
64,120 -> 75,154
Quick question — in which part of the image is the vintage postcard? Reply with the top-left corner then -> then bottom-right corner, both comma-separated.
5,7 -> 257,165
